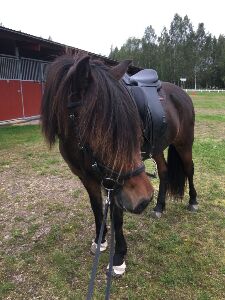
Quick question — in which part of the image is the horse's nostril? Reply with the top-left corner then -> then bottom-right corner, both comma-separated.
133,199 -> 150,214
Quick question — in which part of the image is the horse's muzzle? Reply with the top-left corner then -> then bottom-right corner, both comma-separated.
133,198 -> 151,214
116,193 -> 153,214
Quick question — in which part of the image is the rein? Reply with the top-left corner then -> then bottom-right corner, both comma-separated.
86,188 -> 114,300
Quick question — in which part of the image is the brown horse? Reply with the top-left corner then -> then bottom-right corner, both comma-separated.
41,54 -> 197,276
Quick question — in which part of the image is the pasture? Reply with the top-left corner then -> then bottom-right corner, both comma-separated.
0,92 -> 225,300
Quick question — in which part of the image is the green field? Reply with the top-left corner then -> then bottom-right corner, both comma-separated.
0,92 -> 225,300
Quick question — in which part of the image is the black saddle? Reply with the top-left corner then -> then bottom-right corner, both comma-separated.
123,69 -> 161,89
123,69 -> 167,158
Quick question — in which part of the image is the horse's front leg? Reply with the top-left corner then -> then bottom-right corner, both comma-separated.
82,178 -> 108,254
152,152 -> 168,218
109,203 -> 127,277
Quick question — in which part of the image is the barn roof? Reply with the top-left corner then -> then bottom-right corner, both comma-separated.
0,26 -> 140,73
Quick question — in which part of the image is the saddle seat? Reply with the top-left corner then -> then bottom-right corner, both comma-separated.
123,69 -> 161,89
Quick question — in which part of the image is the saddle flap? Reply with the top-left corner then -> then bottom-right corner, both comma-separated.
125,83 -> 167,157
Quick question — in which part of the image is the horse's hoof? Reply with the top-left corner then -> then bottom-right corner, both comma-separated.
151,211 -> 162,218
90,239 -> 108,254
107,261 -> 126,277
187,204 -> 198,212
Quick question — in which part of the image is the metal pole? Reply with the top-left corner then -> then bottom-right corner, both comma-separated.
18,59 -> 25,118
194,67 -> 197,90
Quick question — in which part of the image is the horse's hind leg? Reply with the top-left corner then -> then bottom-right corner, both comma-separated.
152,152 -> 168,218
176,145 -> 198,211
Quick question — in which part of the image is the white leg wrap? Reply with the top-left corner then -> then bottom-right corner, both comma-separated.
107,261 -> 126,276
191,204 -> 198,210
91,239 -> 108,254
188,204 -> 199,212
151,211 -> 162,218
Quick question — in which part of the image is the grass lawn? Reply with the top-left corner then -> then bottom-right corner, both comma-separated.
0,92 -> 225,300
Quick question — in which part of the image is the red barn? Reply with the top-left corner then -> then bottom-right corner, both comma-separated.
0,26 -> 139,123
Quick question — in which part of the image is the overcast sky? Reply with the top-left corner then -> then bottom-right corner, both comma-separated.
1,0 -> 224,56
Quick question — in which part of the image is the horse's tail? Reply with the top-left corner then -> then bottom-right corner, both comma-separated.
167,144 -> 187,199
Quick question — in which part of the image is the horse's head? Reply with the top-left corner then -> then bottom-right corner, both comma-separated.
42,54 -> 154,214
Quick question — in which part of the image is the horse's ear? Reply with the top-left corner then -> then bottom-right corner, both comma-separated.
67,55 -> 91,92
110,59 -> 132,80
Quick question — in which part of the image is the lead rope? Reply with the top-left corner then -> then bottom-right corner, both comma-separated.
86,189 -> 114,300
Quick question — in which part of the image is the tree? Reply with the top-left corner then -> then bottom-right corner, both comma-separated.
213,35 -> 225,87
109,45 -> 119,60
109,14 -> 225,88
143,25 -> 157,44
158,27 -> 173,81
141,25 -> 158,69
194,23 -> 214,87
169,14 -> 195,85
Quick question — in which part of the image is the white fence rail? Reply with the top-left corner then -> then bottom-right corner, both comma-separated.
185,89 -> 225,93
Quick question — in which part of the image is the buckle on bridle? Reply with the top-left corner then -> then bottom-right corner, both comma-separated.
102,177 -> 122,191
69,113 -> 75,120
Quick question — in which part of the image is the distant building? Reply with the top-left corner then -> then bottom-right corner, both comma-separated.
0,26 -> 139,123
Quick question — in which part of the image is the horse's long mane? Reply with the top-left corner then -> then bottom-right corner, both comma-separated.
41,54 -> 142,168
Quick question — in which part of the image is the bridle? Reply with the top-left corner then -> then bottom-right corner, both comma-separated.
89,148 -> 145,191
67,100 -> 146,192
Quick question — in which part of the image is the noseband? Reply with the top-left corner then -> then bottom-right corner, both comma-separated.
67,100 -> 145,192
92,158 -> 145,191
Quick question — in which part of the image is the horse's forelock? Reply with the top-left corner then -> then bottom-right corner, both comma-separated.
79,62 -> 142,169
41,54 -> 87,145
